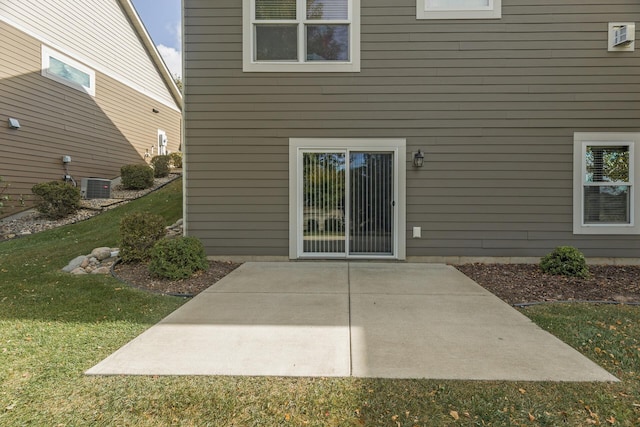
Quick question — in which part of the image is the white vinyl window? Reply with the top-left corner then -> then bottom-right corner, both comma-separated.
573,133 -> 640,234
243,0 -> 360,72
417,0 -> 501,19
41,46 -> 95,96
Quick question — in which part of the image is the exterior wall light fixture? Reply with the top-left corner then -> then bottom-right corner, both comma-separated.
8,118 -> 20,129
413,150 -> 424,167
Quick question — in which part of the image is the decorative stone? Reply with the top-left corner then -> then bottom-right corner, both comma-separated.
63,255 -> 87,273
80,258 -> 90,268
70,267 -> 88,275
91,267 -> 111,275
91,247 -> 112,261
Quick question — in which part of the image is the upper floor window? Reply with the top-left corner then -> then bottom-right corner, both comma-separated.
41,46 -> 95,96
243,0 -> 360,72
573,133 -> 640,235
417,0 -> 501,19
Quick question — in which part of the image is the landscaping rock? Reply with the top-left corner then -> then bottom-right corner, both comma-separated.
62,247 -> 119,275
63,255 -> 87,273
91,247 -> 112,261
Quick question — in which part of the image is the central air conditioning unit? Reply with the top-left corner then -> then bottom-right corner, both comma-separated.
81,178 -> 111,199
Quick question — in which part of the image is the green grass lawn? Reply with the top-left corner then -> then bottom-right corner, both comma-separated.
1,178 -> 639,426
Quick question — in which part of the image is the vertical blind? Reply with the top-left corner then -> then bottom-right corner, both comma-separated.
302,153 -> 346,254
350,153 -> 393,254
301,151 -> 393,255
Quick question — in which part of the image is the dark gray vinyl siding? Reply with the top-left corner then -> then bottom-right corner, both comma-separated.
184,0 -> 640,258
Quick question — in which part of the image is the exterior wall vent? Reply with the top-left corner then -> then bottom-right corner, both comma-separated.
608,22 -> 635,51
613,25 -> 631,46
81,178 -> 111,199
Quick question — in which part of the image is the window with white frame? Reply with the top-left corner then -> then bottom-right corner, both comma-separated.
573,133 -> 640,234
243,0 -> 360,72
41,46 -> 95,96
417,0 -> 501,19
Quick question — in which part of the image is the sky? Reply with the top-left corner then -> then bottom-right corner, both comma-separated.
131,0 -> 182,79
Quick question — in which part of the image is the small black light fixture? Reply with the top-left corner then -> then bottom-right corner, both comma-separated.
152,108 -> 160,114
8,118 -> 20,129
413,150 -> 424,168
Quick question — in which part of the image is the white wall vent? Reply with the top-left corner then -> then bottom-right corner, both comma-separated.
81,178 -> 111,199
609,23 -> 635,52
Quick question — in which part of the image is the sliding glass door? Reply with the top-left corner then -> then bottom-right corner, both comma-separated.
301,150 -> 395,257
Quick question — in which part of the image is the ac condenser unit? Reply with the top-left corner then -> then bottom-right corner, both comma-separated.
81,178 -> 111,199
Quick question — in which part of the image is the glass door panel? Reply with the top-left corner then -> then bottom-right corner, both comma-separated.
302,152 -> 346,254
300,150 -> 394,257
349,153 -> 393,255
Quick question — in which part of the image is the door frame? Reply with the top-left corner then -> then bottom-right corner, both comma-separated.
289,138 -> 406,260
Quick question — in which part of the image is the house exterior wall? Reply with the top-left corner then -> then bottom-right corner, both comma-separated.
0,0 -> 177,110
184,0 -> 640,260
0,17 -> 181,215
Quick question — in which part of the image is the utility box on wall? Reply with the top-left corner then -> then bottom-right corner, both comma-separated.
81,178 -> 111,199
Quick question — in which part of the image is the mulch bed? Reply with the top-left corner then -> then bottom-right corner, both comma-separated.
456,264 -> 640,305
112,260 -> 241,296
113,261 -> 640,306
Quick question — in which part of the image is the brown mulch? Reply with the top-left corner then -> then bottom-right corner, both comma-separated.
456,264 -> 640,306
112,260 -> 241,296
113,260 -> 640,306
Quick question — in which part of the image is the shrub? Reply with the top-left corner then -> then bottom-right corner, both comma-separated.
150,155 -> 171,178
169,152 -> 183,169
149,237 -> 209,280
119,211 -> 166,263
31,181 -> 81,219
121,164 -> 154,190
540,246 -> 589,278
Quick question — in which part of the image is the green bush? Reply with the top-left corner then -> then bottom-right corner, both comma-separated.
121,164 -> 154,190
169,152 -> 183,169
540,246 -> 589,278
31,181 -> 81,219
148,237 -> 209,280
150,155 -> 171,178
119,211 -> 166,263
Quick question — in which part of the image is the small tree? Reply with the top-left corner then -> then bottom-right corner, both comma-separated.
119,211 -> 166,263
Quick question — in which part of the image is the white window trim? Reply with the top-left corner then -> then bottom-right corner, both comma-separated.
41,45 -> 95,96
289,138 -> 406,259
573,132 -> 640,235
243,0 -> 360,72
417,0 -> 501,19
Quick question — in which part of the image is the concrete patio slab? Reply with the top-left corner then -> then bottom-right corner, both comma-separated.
87,262 -> 618,382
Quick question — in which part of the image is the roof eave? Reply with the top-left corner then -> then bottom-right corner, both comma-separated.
118,0 -> 183,110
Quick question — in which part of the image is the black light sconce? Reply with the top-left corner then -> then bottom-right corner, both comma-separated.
152,108 -> 160,113
413,150 -> 424,168
8,118 -> 20,129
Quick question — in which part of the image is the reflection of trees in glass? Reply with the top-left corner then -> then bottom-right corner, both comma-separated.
303,153 -> 345,208
584,146 -> 630,224
586,146 -> 629,182
256,0 -> 296,19
306,0 -> 323,18
307,25 -> 348,61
